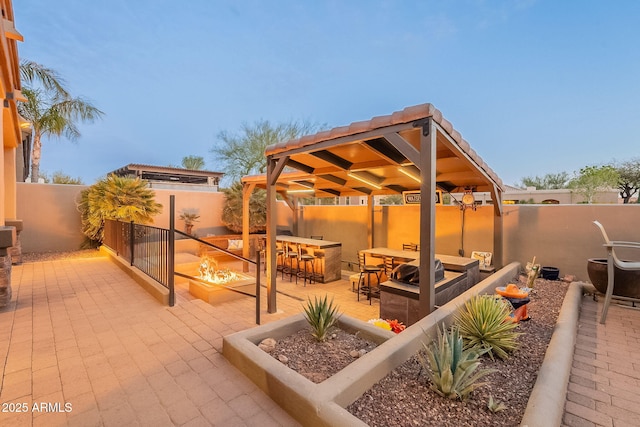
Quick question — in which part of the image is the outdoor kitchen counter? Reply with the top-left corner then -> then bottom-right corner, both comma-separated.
360,248 -> 480,285
360,247 -> 480,326
379,271 -> 466,326
276,235 -> 342,283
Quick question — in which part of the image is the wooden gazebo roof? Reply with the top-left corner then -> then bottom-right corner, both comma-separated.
243,103 -> 503,199
244,103 -> 504,318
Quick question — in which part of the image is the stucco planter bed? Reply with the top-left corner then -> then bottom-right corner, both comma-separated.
223,262 -> 582,426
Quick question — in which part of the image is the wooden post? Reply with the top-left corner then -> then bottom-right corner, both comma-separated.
418,118 -> 436,318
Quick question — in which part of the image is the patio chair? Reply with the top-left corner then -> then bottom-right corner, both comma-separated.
402,243 -> 418,251
593,220 -> 640,324
384,256 -> 395,276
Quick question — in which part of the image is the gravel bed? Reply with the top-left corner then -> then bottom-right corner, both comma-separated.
269,276 -> 569,426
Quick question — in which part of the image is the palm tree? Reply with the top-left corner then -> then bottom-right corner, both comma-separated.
181,155 -> 206,170
17,60 -> 104,182
77,175 -> 163,244
221,182 -> 266,233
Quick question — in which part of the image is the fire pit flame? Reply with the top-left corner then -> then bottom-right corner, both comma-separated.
198,256 -> 238,285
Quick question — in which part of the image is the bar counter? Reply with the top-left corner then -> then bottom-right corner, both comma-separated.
276,235 -> 342,282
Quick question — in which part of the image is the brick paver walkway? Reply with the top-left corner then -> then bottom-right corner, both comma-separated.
5,255 -> 637,426
0,255 -> 379,426
0,257 -> 304,426
563,294 -> 640,427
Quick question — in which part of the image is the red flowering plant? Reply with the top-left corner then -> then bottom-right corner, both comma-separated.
368,318 -> 406,334
386,319 -> 406,334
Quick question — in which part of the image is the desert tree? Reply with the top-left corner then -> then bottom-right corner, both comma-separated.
569,165 -> 619,204
615,158 -> 640,203
210,119 -> 322,185
519,172 -> 570,189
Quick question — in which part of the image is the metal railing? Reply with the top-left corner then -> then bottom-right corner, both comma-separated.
101,196 -> 261,323
174,229 -> 261,323
103,219 -> 175,306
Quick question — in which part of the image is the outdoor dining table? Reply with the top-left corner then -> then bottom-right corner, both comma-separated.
359,247 -> 480,283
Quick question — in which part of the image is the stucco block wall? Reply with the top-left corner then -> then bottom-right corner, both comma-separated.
151,189 -> 227,236
502,205 -> 640,280
298,203 -> 640,280
15,182 -> 640,282
16,184 -> 233,253
16,182 -> 87,252
298,204 -> 495,267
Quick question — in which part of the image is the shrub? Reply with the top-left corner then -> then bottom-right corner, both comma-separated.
454,294 -> 521,360
77,174 -> 162,244
419,325 -> 494,400
302,295 -> 340,342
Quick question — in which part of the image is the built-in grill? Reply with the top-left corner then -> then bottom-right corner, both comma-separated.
389,259 -> 445,285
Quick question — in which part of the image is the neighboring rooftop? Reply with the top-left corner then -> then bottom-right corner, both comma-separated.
110,163 -> 224,186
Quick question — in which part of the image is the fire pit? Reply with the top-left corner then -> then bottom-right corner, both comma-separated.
189,256 -> 256,304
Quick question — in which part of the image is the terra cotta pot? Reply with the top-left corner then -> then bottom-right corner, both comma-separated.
587,258 -> 640,299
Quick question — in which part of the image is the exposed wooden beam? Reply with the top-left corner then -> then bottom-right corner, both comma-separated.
276,191 -> 295,210
383,132 -> 421,166
362,137 -> 408,165
317,174 -> 347,186
310,150 -> 353,170
269,155 -> 289,186
269,122 -> 417,159
318,188 -> 341,196
285,158 -> 314,174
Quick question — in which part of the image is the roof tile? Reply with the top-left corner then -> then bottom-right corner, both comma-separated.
264,103 -> 502,189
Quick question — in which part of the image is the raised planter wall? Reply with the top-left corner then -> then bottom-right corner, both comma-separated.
223,262 -> 521,427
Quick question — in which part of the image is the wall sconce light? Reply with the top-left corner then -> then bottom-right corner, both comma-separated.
347,171 -> 383,189
398,165 -> 421,183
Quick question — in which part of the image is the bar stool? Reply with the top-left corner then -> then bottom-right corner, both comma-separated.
357,252 -> 383,305
296,244 -> 316,286
274,242 -> 285,276
284,244 -> 299,281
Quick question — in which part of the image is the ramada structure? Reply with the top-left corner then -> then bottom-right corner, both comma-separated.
241,103 -> 504,319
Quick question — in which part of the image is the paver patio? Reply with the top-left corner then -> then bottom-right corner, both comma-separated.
1,254 -> 639,426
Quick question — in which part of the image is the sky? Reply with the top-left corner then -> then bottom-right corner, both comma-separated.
15,0 -> 640,187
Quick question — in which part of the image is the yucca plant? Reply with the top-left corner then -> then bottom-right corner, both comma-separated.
302,295 -> 340,342
454,294 -> 521,360
418,325 -> 494,400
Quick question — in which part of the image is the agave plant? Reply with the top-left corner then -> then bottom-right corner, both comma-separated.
418,325 -> 494,400
487,394 -> 507,412
454,294 -> 521,360
302,295 -> 341,342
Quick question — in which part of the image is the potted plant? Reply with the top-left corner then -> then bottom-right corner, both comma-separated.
179,209 -> 200,235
